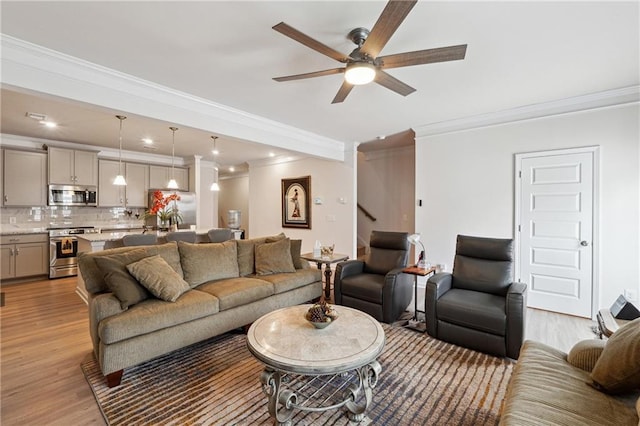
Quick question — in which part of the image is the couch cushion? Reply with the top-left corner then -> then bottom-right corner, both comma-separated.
178,240 -> 239,286
255,238 -> 296,275
98,289 -> 219,344
196,277 -> 274,311
591,317 -> 640,394
79,242 -> 183,294
236,237 -> 267,276
257,268 -> 322,294
267,236 -> 302,269
568,339 -> 607,372
501,340 -> 638,426
94,248 -> 153,309
437,288 -> 506,336
126,255 -> 191,302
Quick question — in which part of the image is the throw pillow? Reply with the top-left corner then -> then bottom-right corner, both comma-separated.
567,339 -> 606,372
236,237 -> 266,276
178,240 -> 239,286
591,317 -> 640,394
94,248 -> 153,309
266,236 -> 302,269
126,255 -> 190,302
255,238 -> 296,275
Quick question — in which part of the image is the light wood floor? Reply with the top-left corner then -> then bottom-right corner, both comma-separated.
1,277 -> 598,425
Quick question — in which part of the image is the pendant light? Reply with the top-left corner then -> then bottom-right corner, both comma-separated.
210,136 -> 220,191
167,126 -> 179,189
113,115 -> 127,186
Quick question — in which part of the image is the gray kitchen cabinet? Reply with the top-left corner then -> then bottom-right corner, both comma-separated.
125,162 -> 149,207
3,149 -> 47,206
49,147 -> 98,186
149,165 -> 188,191
98,159 -> 124,206
0,234 -> 48,280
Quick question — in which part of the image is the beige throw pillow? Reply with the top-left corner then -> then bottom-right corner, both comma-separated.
94,248 -> 152,309
255,238 -> 296,275
126,255 -> 190,302
266,236 -> 302,269
567,339 -> 606,372
178,240 -> 239,286
591,317 -> 640,394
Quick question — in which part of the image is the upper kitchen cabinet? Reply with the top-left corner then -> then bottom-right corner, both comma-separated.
125,162 -> 149,207
48,147 -> 98,186
3,150 -> 47,206
149,165 -> 189,191
98,159 -> 124,207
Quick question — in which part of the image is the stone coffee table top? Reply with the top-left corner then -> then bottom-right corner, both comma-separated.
247,304 -> 385,375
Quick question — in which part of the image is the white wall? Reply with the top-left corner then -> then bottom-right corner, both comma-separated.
196,162 -> 217,229
249,156 -> 355,257
416,103 -> 640,312
357,146 -> 415,252
218,175 -> 249,235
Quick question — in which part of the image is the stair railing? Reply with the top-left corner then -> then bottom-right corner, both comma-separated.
357,203 -> 377,222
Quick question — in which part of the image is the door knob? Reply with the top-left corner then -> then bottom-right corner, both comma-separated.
580,240 -> 589,246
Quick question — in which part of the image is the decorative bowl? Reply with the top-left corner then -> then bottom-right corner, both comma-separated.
305,302 -> 338,329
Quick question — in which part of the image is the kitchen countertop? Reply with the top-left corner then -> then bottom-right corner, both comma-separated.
0,221 -> 144,236
76,228 -> 214,242
0,224 -> 50,235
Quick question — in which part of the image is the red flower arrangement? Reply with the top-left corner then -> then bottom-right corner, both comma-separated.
146,190 -> 182,224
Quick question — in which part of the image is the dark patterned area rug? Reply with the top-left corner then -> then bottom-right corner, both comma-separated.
81,323 -> 513,425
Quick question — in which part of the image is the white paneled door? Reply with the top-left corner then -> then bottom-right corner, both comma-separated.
516,148 -> 597,318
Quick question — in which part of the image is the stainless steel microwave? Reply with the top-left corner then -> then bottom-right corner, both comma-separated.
48,185 -> 98,206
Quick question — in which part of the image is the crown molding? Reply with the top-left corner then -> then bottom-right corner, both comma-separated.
0,34 -> 345,162
414,86 -> 640,138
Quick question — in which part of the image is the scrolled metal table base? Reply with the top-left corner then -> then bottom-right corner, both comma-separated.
260,361 -> 382,425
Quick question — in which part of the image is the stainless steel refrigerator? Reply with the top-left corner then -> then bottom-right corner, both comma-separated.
146,190 -> 197,229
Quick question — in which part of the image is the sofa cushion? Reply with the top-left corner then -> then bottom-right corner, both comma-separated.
80,242 -> 183,294
257,268 -> 322,294
126,255 -> 191,302
94,248 -> 153,309
591,317 -> 640,394
255,238 -> 296,275
196,277 -> 274,311
178,241 -> 239,286
267,236 -> 302,269
500,340 -> 639,426
568,339 -> 607,372
236,237 -> 267,276
98,289 -> 220,344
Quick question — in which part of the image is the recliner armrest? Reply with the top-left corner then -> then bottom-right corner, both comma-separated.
335,259 -> 365,279
334,260 -> 365,304
506,281 -> 527,359
425,273 -> 453,337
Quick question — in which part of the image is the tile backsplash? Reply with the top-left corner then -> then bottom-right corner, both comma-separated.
1,205 -> 146,228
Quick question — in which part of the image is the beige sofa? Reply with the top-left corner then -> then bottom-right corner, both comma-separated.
78,234 -> 322,387
500,318 -> 640,425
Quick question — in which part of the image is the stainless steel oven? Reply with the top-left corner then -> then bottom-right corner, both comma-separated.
49,226 -> 98,278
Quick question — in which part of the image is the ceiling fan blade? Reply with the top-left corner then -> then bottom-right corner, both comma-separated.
360,0 -> 417,59
274,68 -> 345,82
331,81 -> 354,104
374,70 -> 416,96
379,45 -> 467,69
273,22 -> 348,63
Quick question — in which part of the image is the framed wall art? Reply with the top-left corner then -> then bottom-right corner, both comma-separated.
282,176 -> 311,229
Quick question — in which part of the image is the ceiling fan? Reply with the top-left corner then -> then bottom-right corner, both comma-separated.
272,0 -> 467,104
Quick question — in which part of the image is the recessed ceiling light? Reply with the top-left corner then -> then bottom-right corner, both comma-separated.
376,135 -> 386,140
229,166 -> 235,172
269,152 -> 275,157
142,138 -> 153,145
41,121 -> 57,128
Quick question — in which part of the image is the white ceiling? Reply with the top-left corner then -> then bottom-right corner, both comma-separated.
1,1 -> 638,170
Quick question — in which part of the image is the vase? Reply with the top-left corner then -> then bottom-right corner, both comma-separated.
159,218 -> 170,231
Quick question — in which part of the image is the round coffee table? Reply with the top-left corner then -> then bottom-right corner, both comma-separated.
247,304 -> 385,425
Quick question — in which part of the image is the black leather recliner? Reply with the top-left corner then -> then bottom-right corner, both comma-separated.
425,235 -> 527,359
334,231 -> 412,323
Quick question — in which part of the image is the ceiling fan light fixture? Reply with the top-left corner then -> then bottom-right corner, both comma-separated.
344,62 -> 376,85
